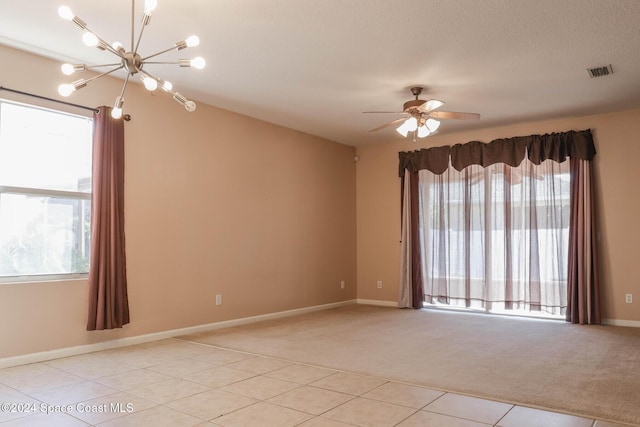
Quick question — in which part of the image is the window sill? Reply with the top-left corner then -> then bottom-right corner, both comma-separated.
0,274 -> 88,285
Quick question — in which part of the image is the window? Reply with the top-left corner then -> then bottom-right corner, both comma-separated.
418,158 -> 570,317
0,100 -> 93,281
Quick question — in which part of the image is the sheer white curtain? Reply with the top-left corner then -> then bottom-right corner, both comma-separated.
417,157 -> 570,315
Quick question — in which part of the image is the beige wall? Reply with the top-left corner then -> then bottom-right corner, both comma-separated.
2,43 -> 639,360
0,45 -> 357,358
356,109 -> 640,322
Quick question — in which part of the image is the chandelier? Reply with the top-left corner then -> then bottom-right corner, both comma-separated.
57,0 -> 205,119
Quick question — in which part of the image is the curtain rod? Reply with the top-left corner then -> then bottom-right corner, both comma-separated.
0,85 -> 99,114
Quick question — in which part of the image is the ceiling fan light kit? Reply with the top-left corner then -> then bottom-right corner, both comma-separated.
366,86 -> 480,141
57,0 -> 205,119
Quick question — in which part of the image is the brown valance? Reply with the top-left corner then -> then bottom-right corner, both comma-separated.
398,129 -> 596,176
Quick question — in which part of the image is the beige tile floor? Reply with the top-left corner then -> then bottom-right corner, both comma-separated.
0,338 -> 635,426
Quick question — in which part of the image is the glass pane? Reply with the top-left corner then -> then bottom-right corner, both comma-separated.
0,102 -> 92,192
0,193 -> 91,276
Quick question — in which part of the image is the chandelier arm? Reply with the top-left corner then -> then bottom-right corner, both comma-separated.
83,65 -> 126,86
134,13 -> 150,54
118,73 -> 132,101
137,69 -> 195,112
140,69 -> 173,92
101,39 -> 127,58
141,46 -> 180,62
143,61 -> 180,65
87,63 -> 125,68
166,87 -> 180,98
70,17 -> 88,30
69,16 -> 124,58
84,29 -> 126,58
138,69 -> 175,94
162,84 -> 187,106
146,58 -> 205,69
139,69 -> 160,80
141,73 -> 196,111
131,0 -> 135,51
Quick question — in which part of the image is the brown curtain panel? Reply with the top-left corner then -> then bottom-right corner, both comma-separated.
566,158 -> 601,324
87,106 -> 130,330
399,171 -> 424,309
398,129 -> 600,322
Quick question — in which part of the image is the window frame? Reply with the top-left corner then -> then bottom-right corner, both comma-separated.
0,98 -> 93,284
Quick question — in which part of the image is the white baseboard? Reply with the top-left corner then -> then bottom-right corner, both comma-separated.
357,299 -> 398,307
0,299 -> 357,369
602,318 -> 640,328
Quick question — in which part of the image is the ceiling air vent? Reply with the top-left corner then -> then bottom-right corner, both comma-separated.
587,64 -> 613,78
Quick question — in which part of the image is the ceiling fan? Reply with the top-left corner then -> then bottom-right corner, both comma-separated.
364,87 -> 480,141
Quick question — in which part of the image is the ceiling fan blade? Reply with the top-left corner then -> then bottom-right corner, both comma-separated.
368,117 -> 408,132
429,111 -> 481,120
418,99 -> 444,113
363,111 -> 407,114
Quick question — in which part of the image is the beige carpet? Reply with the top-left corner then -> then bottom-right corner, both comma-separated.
179,304 -> 640,425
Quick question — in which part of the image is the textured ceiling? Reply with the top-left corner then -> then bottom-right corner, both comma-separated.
1,0 -> 640,146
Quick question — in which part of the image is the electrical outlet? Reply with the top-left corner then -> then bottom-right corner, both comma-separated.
626,294 -> 633,304
215,294 -> 222,306
340,280 -> 345,289
377,280 -> 382,289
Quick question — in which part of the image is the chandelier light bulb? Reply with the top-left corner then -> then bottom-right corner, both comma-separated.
144,0 -> 158,13
173,92 -> 196,111
61,63 -> 75,75
184,100 -> 197,112
190,57 -> 206,69
82,32 -> 99,47
58,6 -> 74,20
111,96 -> 124,119
142,76 -> 158,91
58,83 -> 75,97
111,107 -> 123,119
61,63 -> 86,76
112,41 -> 125,53
185,35 -> 200,47
162,80 -> 173,91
